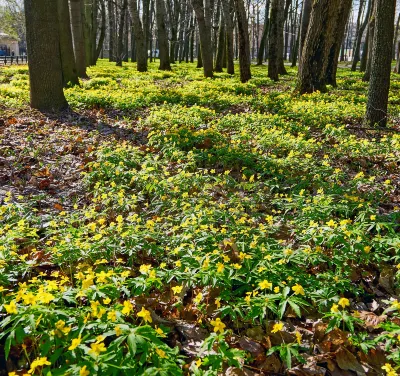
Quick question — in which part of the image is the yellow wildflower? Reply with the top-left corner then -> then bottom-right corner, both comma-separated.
292,284 -> 305,296
137,307 -> 152,323
68,336 -> 82,351
338,297 -> 350,308
259,280 -> 272,290
210,318 -> 226,333
271,322 -> 284,333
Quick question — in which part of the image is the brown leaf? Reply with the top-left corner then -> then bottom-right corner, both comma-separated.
53,203 -> 64,211
358,311 -> 387,330
335,346 -> 365,375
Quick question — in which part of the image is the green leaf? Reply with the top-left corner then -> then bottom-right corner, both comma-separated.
127,333 -> 137,356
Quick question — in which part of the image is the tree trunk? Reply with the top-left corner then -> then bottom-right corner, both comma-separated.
156,0 -> 171,70
363,0 -> 376,81
221,0 -> 234,74
299,0 -> 311,60
108,0 -> 116,61
351,0 -> 371,71
365,0 -> 395,127
124,11 -> 129,62
215,17 -> 225,72
392,12 -> 400,60
395,41 -> 400,73
24,0 -> 68,111
128,0 -> 148,71
257,0 -> 270,65
234,0 -> 251,82
70,0 -> 87,77
116,0 -> 127,66
57,0 -> 79,86
296,0 -> 342,94
325,0 -> 352,87
96,0 -> 106,62
192,0 -> 214,77
278,0 -> 289,74
360,27 -> 369,72
268,0 -> 284,81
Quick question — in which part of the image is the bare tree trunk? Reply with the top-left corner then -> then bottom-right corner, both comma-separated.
268,0 -> 284,81
351,0 -> 371,71
96,0 -> 106,62
116,0 -> 127,66
234,0 -> 251,82
192,0 -> 213,77
70,0 -> 88,77
365,0 -> 396,127
296,0 -> 342,94
129,0 -> 148,71
257,0 -> 270,65
363,0 -> 376,81
325,0 -> 352,87
58,0 -> 79,86
291,1 -> 301,67
215,15 -> 225,72
221,0 -> 234,74
108,0 -> 116,61
156,0 -> 171,69
392,12 -> 400,60
360,27 -> 369,72
25,0 -> 68,111
395,41 -> 400,73
299,0 -> 311,59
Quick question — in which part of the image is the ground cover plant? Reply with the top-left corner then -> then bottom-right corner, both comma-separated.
0,60 -> 400,376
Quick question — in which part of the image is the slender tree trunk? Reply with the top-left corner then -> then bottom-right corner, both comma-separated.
296,0 -> 342,94
24,0 -> 68,111
190,17 -> 195,63
197,38 -> 203,67
128,0 -> 148,71
192,0 -> 213,77
325,0 -> 352,87
116,0 -> 127,66
234,0 -> 251,82
365,0 -> 396,127
222,0 -> 234,74
363,0 -> 376,81
257,0 -> 270,65
278,0 -> 290,74
360,27 -> 369,72
299,0 -> 311,59
395,41 -> 400,73
268,0 -> 284,81
291,3 -> 301,67
70,0 -> 87,77
96,0 -> 106,62
392,12 -> 400,60
108,0 -> 115,61
215,17 -> 225,72
58,0 -> 79,86
131,27 -> 136,62
156,0 -> 171,70
351,0 -> 371,71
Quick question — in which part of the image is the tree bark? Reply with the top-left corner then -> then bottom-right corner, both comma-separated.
108,0 -> 116,61
363,0 -> 376,81
296,0 -> 342,94
96,0 -> 106,62
192,0 -> 213,77
234,0 -> 251,82
395,41 -> 400,73
24,0 -> 68,111
156,0 -> 171,70
116,0 -> 127,66
268,0 -> 284,81
57,0 -> 79,86
128,0 -> 148,71
70,0 -> 87,77
215,16 -> 225,72
325,0 -> 352,87
365,0 -> 396,127
392,12 -> 400,60
257,0 -> 270,65
351,0 -> 371,71
221,0 -> 234,74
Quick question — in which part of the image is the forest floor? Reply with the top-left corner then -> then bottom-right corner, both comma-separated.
0,61 -> 399,376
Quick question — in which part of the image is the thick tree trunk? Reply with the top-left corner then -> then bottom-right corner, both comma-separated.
268,0 -> 284,81
192,0 -> 213,77
257,0 -> 270,65
325,0 -> 352,87
277,0 -> 289,74
108,0 -> 116,61
57,0 -> 79,86
221,0 -> 234,74
129,0 -> 147,71
24,0 -> 68,111
234,0 -> 251,82
156,0 -> 171,70
116,0 -> 127,66
70,0 -> 87,78
299,0 -> 311,59
215,18 -> 225,72
296,0 -> 342,94
365,0 -> 396,127
363,0 -> 376,82
351,0 -> 371,71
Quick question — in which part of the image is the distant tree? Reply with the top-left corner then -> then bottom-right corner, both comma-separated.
24,0 -> 67,111
365,0 -> 396,127
214,12 -> 225,72
298,0 -> 311,59
257,0 -> 270,65
156,0 -> 172,70
221,0 -> 235,75
128,0 -> 148,72
70,0 -> 88,78
351,0 -> 371,71
234,0 -> 251,82
268,0 -> 284,81
116,0 -> 128,66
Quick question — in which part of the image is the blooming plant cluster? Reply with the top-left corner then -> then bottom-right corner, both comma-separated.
0,61 -> 399,375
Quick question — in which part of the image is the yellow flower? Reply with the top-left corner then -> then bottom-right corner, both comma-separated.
233,263 -> 242,269
271,322 -> 284,333
217,262 -> 225,273
292,284 -> 305,296
259,280 -> 272,290
139,264 -> 152,274
193,292 -> 203,304
4,300 -> 18,315
80,365 -> 90,376
274,286 -> 280,293
22,292 -> 36,305
28,357 -> 51,374
122,300 -> 133,315
155,348 -> 167,358
115,325 -> 123,336
295,331 -> 302,344
137,307 -> 152,323
331,303 -> 339,313
370,215 -> 376,221
215,298 -> 221,309
155,327 -> 166,337
210,318 -> 226,333
107,310 -> 117,322
382,363 -> 396,376
103,297 -> 111,305
338,297 -> 350,308
89,342 -> 107,357
68,336 -> 81,351
175,260 -> 182,267
172,286 -> 183,295
391,300 -> 400,310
